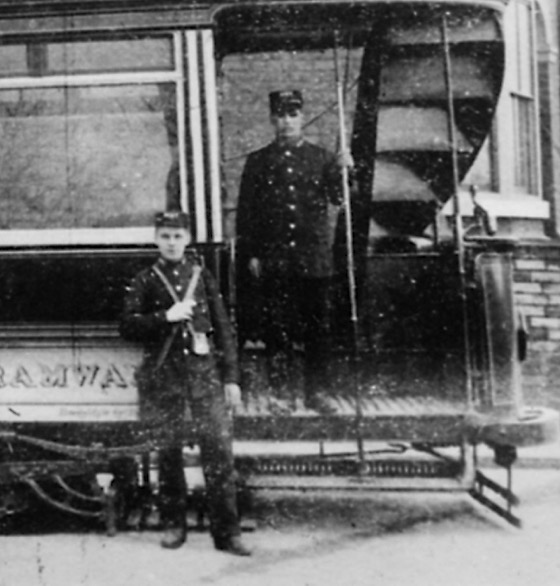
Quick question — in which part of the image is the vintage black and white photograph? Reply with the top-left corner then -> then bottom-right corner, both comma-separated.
0,1 -> 559,585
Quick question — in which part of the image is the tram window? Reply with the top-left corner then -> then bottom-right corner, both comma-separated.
0,45 -> 27,77
0,83 -> 176,229
0,38 -> 173,77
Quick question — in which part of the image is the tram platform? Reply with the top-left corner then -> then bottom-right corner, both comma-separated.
231,391 -> 559,450
233,393 -> 468,443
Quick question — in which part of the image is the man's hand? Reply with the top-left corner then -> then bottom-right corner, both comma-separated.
224,383 -> 243,411
336,148 -> 354,170
248,258 -> 262,279
165,300 -> 196,322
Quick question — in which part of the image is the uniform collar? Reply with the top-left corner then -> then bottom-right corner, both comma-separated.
274,138 -> 305,151
157,256 -> 187,270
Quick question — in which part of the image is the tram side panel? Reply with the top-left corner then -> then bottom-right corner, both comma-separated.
0,253 -> 150,429
358,244 -> 559,447
0,247 -> 224,433
360,250 -> 467,405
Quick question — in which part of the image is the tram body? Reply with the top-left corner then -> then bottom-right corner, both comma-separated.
0,0 -> 557,526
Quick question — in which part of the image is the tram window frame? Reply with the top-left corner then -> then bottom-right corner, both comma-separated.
0,32 -> 186,246
0,37 -> 175,78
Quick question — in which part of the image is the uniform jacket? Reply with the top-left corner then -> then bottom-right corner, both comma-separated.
236,140 -> 344,278
120,254 -> 239,407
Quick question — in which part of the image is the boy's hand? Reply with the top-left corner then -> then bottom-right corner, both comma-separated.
165,300 -> 196,322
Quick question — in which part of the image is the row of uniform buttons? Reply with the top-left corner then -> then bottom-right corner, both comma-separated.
284,150 -> 297,249
182,325 -> 189,355
172,267 -> 184,296
170,265 -> 189,355
174,265 -> 189,356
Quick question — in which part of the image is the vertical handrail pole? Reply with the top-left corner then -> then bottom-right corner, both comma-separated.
334,32 -> 365,464
441,14 -> 474,406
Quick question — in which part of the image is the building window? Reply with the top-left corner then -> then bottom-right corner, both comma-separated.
512,92 -> 536,190
511,0 -> 538,194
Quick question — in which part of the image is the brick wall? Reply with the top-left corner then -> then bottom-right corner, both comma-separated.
515,243 -> 560,411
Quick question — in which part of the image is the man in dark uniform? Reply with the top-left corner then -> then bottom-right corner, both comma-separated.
236,90 -> 352,412
120,211 -> 251,556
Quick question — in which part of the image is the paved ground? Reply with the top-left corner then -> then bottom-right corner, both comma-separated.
1,463 -> 559,586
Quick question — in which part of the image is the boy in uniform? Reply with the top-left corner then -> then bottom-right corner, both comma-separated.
120,211 -> 250,556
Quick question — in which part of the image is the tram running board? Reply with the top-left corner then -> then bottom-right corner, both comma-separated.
238,451 -> 473,492
236,455 -> 463,479
237,447 -> 523,529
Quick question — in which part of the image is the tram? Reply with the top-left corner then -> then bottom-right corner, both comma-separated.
0,0 -> 558,530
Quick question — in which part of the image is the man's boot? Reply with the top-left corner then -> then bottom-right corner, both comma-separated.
214,534 -> 252,556
161,521 -> 187,549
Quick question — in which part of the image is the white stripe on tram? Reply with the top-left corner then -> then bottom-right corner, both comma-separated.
201,29 -> 223,242
186,30 -> 207,242
174,32 -> 189,213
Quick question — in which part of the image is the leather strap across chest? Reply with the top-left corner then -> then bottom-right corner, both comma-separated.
152,263 -> 203,369
152,263 -> 202,305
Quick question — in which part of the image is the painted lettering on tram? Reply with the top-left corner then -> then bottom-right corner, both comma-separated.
0,363 -> 136,389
